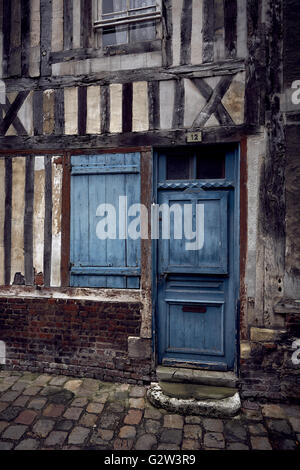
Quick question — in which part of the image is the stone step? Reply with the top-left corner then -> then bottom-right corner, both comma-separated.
156,366 -> 239,389
159,382 -> 237,400
147,383 -> 241,418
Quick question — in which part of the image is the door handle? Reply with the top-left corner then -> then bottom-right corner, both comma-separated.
159,272 -> 168,281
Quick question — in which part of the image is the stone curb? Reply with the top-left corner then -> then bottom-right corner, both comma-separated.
147,383 -> 241,418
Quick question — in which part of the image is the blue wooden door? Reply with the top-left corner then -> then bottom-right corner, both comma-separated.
156,147 -> 239,371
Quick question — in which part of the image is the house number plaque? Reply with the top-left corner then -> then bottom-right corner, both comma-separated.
186,131 -> 202,143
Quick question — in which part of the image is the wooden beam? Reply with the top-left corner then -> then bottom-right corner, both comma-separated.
21,0 -> 31,76
180,0 -> 192,65
172,79 -> 185,128
4,59 -> 246,93
78,86 -> 87,136
33,90 -> 43,135
162,0 -> 172,67
4,157 -> 12,286
2,0 -> 11,77
40,0 -> 52,76
24,154 -> 34,285
122,83 -> 133,133
43,156 -> 52,287
148,81 -> 160,130
0,125 -> 261,151
100,84 -> 110,134
202,0 -> 214,63
224,0 -> 237,59
60,152 -> 70,287
63,0 -> 73,51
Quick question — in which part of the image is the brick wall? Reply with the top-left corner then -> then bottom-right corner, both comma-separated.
1,297 -> 299,399
239,315 -> 300,403
0,297 -> 153,385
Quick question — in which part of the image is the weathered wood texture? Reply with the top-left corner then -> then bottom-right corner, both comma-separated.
43,156 -> 52,286
1,1 -> 249,79
63,0 -> 73,51
283,0 -> 300,87
180,0 -> 192,65
61,153 -> 70,287
4,157 -> 12,285
0,70 -> 246,141
257,0 -> 286,327
244,0 -> 266,127
284,126 -> 300,297
0,125 -> 259,152
21,0 -> 31,76
40,0 -> 52,77
0,155 -> 65,288
202,0 -> 215,63
224,0 -> 237,58
283,0 -> 300,298
24,155 -> 34,285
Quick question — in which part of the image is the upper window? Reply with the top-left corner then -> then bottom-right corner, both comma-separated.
165,147 -> 226,181
95,0 -> 162,47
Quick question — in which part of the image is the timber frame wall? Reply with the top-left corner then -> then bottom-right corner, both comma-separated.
0,0 -> 299,399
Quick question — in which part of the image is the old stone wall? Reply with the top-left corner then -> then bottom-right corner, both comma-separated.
240,320 -> 300,403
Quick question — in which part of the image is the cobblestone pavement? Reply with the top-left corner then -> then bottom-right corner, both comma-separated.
0,369 -> 299,450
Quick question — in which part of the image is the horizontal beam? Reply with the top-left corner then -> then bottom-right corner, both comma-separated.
50,40 -> 162,64
3,59 -> 246,92
0,126 -> 262,152
71,164 -> 140,175
71,266 -> 141,276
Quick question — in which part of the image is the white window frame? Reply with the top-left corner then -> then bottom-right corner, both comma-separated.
94,0 -> 162,37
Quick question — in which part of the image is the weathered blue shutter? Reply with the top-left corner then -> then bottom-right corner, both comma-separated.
70,153 -> 141,288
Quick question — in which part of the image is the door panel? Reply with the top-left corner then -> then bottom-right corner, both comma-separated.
159,191 -> 228,275
158,272 -> 229,369
166,302 -> 225,356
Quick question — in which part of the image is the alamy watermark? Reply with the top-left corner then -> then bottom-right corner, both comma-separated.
292,339 -> 300,365
95,197 -> 205,251
281,80 -> 300,116
291,80 -> 300,105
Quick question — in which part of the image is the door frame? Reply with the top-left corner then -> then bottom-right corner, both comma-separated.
152,143 -> 241,373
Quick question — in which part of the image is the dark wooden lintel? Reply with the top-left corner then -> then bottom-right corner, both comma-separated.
274,299 -> 300,315
3,60 -> 246,93
0,125 -> 261,152
50,40 -> 162,64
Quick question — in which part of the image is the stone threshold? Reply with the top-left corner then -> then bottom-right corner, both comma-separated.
156,366 -> 239,388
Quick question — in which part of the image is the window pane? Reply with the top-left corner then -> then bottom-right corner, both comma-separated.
130,21 -> 155,42
102,25 -> 127,46
196,148 -> 225,179
103,0 -> 126,15
102,0 -> 157,45
130,0 -> 156,9
129,0 -> 156,42
102,0 -> 128,45
167,154 -> 191,180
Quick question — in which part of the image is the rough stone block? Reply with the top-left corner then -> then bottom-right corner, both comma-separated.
240,341 -> 251,359
128,337 -> 151,360
250,327 -> 286,343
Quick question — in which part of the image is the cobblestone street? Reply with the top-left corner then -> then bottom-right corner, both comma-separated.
0,369 -> 299,451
